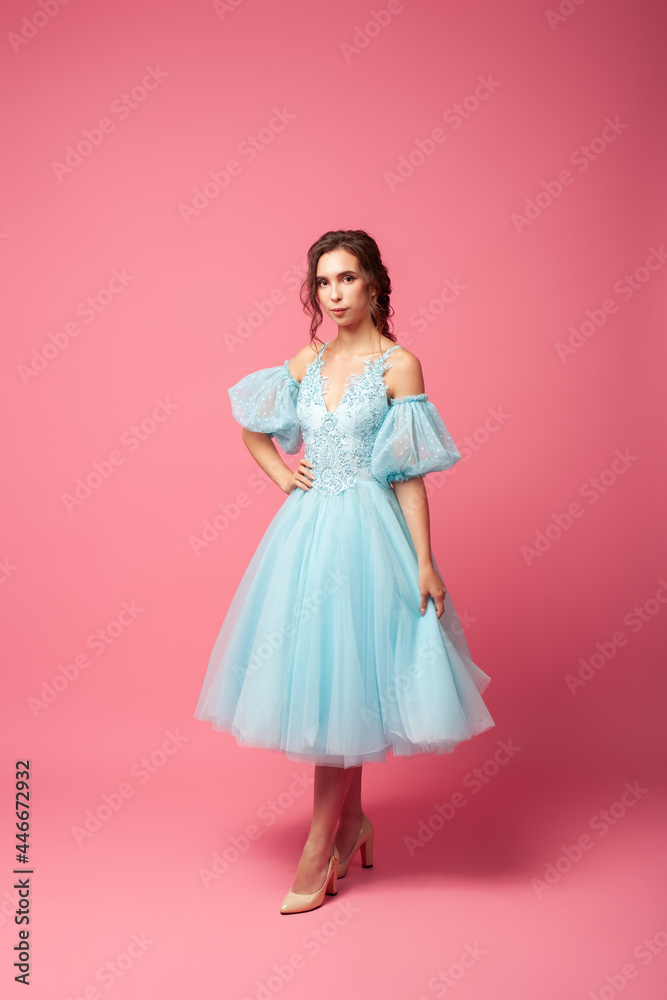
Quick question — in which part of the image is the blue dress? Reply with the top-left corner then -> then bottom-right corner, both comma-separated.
194,341 -> 495,766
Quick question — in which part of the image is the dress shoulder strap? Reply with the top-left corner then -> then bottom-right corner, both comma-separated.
383,344 -> 403,358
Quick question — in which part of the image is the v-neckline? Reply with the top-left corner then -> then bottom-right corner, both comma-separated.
317,341 -> 392,415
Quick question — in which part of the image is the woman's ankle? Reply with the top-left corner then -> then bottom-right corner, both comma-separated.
303,834 -> 334,857
337,808 -> 365,829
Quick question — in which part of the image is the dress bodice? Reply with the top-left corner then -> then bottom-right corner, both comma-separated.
228,342 -> 462,495
290,341 -> 402,495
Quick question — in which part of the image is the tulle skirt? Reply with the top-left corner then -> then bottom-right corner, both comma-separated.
194,479 -> 495,767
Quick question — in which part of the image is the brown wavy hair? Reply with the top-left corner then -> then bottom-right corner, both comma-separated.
299,230 -> 396,345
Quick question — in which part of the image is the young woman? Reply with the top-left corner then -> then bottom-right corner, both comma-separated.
194,229 -> 495,914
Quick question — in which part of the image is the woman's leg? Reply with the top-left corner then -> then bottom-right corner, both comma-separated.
334,765 -> 365,860
290,764 -> 355,893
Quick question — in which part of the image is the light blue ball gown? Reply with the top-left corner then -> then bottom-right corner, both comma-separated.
194,341 -> 495,766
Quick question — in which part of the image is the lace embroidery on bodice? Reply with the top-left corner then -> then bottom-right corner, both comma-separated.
290,341 -> 403,496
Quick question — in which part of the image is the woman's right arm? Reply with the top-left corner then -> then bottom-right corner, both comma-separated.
234,345 -> 318,494
241,428 -> 313,494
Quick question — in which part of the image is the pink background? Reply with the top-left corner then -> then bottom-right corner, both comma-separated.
2,0 -> 666,997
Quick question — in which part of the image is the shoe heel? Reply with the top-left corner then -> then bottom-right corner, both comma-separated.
360,831 -> 374,868
325,857 -> 338,895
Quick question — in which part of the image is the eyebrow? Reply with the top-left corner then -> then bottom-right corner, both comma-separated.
316,270 -> 358,279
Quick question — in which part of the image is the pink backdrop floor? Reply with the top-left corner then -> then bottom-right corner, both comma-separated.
2,0 -> 666,998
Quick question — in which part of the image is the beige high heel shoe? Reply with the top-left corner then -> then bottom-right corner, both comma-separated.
280,846 -> 339,914
336,815 -> 374,879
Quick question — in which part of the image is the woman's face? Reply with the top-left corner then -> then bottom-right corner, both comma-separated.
315,248 -> 374,329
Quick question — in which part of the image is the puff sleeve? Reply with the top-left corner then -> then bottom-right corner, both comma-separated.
228,360 -> 303,455
371,393 -> 461,485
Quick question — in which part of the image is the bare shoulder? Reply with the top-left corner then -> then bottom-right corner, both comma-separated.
286,341 -> 324,383
387,346 -> 422,375
385,346 -> 425,399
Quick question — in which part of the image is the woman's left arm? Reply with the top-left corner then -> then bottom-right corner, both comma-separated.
393,478 -> 447,618
387,350 -> 448,618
